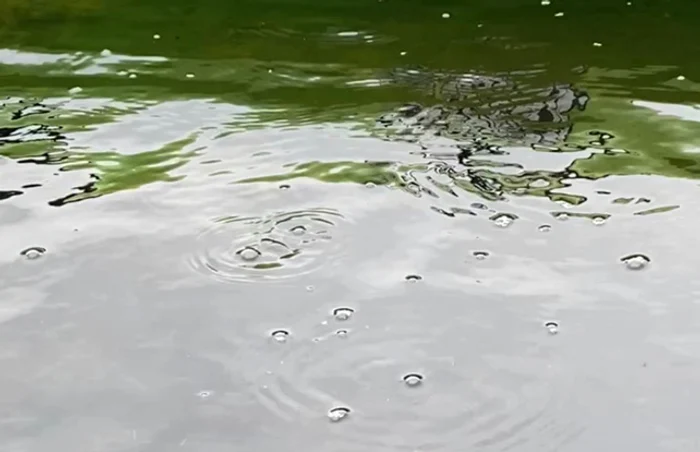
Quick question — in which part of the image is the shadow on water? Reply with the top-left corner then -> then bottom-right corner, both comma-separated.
3,0 -> 700,450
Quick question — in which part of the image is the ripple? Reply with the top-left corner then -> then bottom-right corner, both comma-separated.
188,208 -> 346,284
252,326 -> 583,451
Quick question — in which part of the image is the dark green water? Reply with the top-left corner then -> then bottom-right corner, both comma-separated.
2,1 -> 700,450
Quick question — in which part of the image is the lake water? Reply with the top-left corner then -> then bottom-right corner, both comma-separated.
2,0 -> 700,450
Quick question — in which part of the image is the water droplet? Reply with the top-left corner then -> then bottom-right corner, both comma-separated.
153,33 -> 161,39
196,390 -> 213,399
186,73 -> 195,79
237,246 -> 261,261
621,254 -> 650,271
328,406 -> 351,422
544,321 -> 559,335
279,184 -> 290,190
100,49 -> 112,57
541,0 -> 551,5
333,307 -> 355,321
538,224 -> 552,233
271,329 -> 290,342
335,329 -> 349,338
555,213 -> 569,221
68,86 -> 83,95
365,181 -> 376,188
405,274 -> 423,282
290,225 -> 306,236
491,213 -> 517,228
592,216 -> 606,226
677,75 -> 686,81
554,11 -> 564,17
593,42 -> 603,47
129,73 -> 137,79
20,246 -> 46,260
441,12 -> 451,18
473,251 -> 490,260
403,373 -> 424,387
400,51 -> 407,56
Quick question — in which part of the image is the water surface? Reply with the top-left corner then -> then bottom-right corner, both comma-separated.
2,0 -> 700,451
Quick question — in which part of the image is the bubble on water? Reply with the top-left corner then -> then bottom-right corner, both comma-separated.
365,181 -> 376,188
403,373 -> 424,387
129,73 -> 137,79
335,329 -> 349,338
541,0 -> 551,5
306,285 -> 315,292
400,51 -> 407,56
405,274 -> 423,282
544,321 -> 559,335
554,11 -> 564,17
196,390 -> 213,399
237,246 -> 261,261
538,224 -> 552,233
20,246 -> 46,260
491,213 -> 518,228
117,70 -> 127,76
593,42 -> 603,47
473,251 -> 490,260
621,254 -> 650,270
328,406 -> 351,422
68,86 -> 83,95
555,213 -> 569,221
271,329 -> 290,342
471,202 -> 489,210
592,216 -> 606,226
153,33 -> 161,39
290,225 -> 306,236
529,179 -> 550,188
279,184 -> 290,190
333,307 -> 355,321
186,73 -> 195,79
100,49 -> 112,57
442,12 -> 451,18
677,75 -> 686,81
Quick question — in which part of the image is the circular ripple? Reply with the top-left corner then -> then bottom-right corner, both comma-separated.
188,208 -> 346,283
251,325 -> 584,451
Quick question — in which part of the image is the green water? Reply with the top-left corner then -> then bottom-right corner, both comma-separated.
2,0 -> 700,206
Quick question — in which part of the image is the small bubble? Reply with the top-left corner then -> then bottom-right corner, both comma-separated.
306,285 -> 315,292
544,321 -> 559,335
621,254 -> 650,271
153,34 -> 161,39
290,225 -> 306,236
271,329 -> 290,342
471,202 -> 488,210
405,274 -> 423,282
68,86 -> 83,95
328,407 -> 351,422
333,307 -> 355,321
129,73 -> 137,79
538,224 -> 552,233
196,390 -> 213,399
555,213 -> 569,221
473,251 -> 490,261
592,216 -> 606,226
541,0 -> 551,4
491,213 -> 517,228
20,246 -> 46,260
279,184 -> 291,190
403,373 -> 424,387
365,181 -> 376,188
100,49 -> 112,57
593,42 -> 603,47
335,329 -> 349,338
117,70 -> 127,76
441,12 -> 451,18
677,75 -> 686,81
237,246 -> 261,261
554,11 -> 564,16
186,73 -> 195,79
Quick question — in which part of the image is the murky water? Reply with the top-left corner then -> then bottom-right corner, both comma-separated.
2,0 -> 700,450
